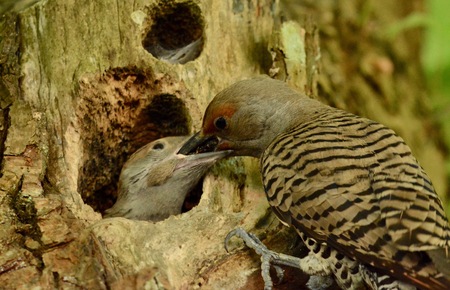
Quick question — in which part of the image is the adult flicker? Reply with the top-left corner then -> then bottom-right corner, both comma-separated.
104,136 -> 229,221
178,77 -> 450,289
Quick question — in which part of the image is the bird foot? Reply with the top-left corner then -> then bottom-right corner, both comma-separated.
225,227 -> 305,290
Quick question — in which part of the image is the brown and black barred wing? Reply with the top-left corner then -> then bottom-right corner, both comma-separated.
261,109 -> 450,290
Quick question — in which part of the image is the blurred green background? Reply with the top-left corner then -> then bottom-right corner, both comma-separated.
423,0 -> 450,215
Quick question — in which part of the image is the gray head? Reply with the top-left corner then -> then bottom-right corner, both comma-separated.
179,76 -> 325,157
104,136 -> 229,221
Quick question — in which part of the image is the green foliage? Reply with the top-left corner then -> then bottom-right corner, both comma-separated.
423,0 -> 450,216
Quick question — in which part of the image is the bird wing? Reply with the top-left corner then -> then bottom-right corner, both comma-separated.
370,150 -> 449,252
261,111 -> 450,288
262,117 -> 382,251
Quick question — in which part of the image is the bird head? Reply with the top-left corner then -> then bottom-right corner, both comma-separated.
122,136 -> 230,189
178,76 -> 322,157
104,136 -> 230,220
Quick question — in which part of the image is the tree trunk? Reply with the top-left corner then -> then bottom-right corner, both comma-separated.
0,0 -> 446,289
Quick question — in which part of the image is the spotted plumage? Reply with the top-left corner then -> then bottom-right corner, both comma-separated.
179,76 -> 450,289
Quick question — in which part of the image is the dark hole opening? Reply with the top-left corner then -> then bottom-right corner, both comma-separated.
142,2 -> 204,64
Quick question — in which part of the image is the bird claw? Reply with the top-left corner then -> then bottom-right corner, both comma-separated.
225,228 -> 290,290
225,228 -> 266,253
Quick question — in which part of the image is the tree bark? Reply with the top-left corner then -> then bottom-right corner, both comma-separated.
0,0 -> 446,289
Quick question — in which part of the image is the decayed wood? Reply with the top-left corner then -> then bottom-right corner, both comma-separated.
0,0 -> 445,289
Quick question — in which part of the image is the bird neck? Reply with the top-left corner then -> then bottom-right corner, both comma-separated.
258,96 -> 328,152
281,96 -> 326,129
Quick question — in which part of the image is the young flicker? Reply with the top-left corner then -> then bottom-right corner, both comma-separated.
104,136 -> 229,221
178,77 -> 450,290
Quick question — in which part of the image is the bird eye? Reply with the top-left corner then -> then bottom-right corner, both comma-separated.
152,142 -> 164,150
214,116 -> 228,130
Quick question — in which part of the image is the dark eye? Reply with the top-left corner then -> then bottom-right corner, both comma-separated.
152,142 -> 164,150
214,116 -> 228,130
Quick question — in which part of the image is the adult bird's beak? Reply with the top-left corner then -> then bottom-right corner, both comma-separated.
177,132 -> 216,155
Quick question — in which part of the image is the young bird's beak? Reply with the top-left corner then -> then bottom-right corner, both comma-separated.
176,132 -> 232,170
174,149 -> 231,170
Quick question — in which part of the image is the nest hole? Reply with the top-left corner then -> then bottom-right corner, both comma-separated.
181,176 -> 204,213
76,69 -> 206,215
143,1 -> 204,64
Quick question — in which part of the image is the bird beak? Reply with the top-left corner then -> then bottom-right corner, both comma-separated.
177,132 -> 220,155
176,132 -> 232,170
174,149 -> 230,170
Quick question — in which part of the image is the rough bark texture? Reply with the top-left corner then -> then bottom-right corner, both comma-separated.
0,0 -> 447,289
